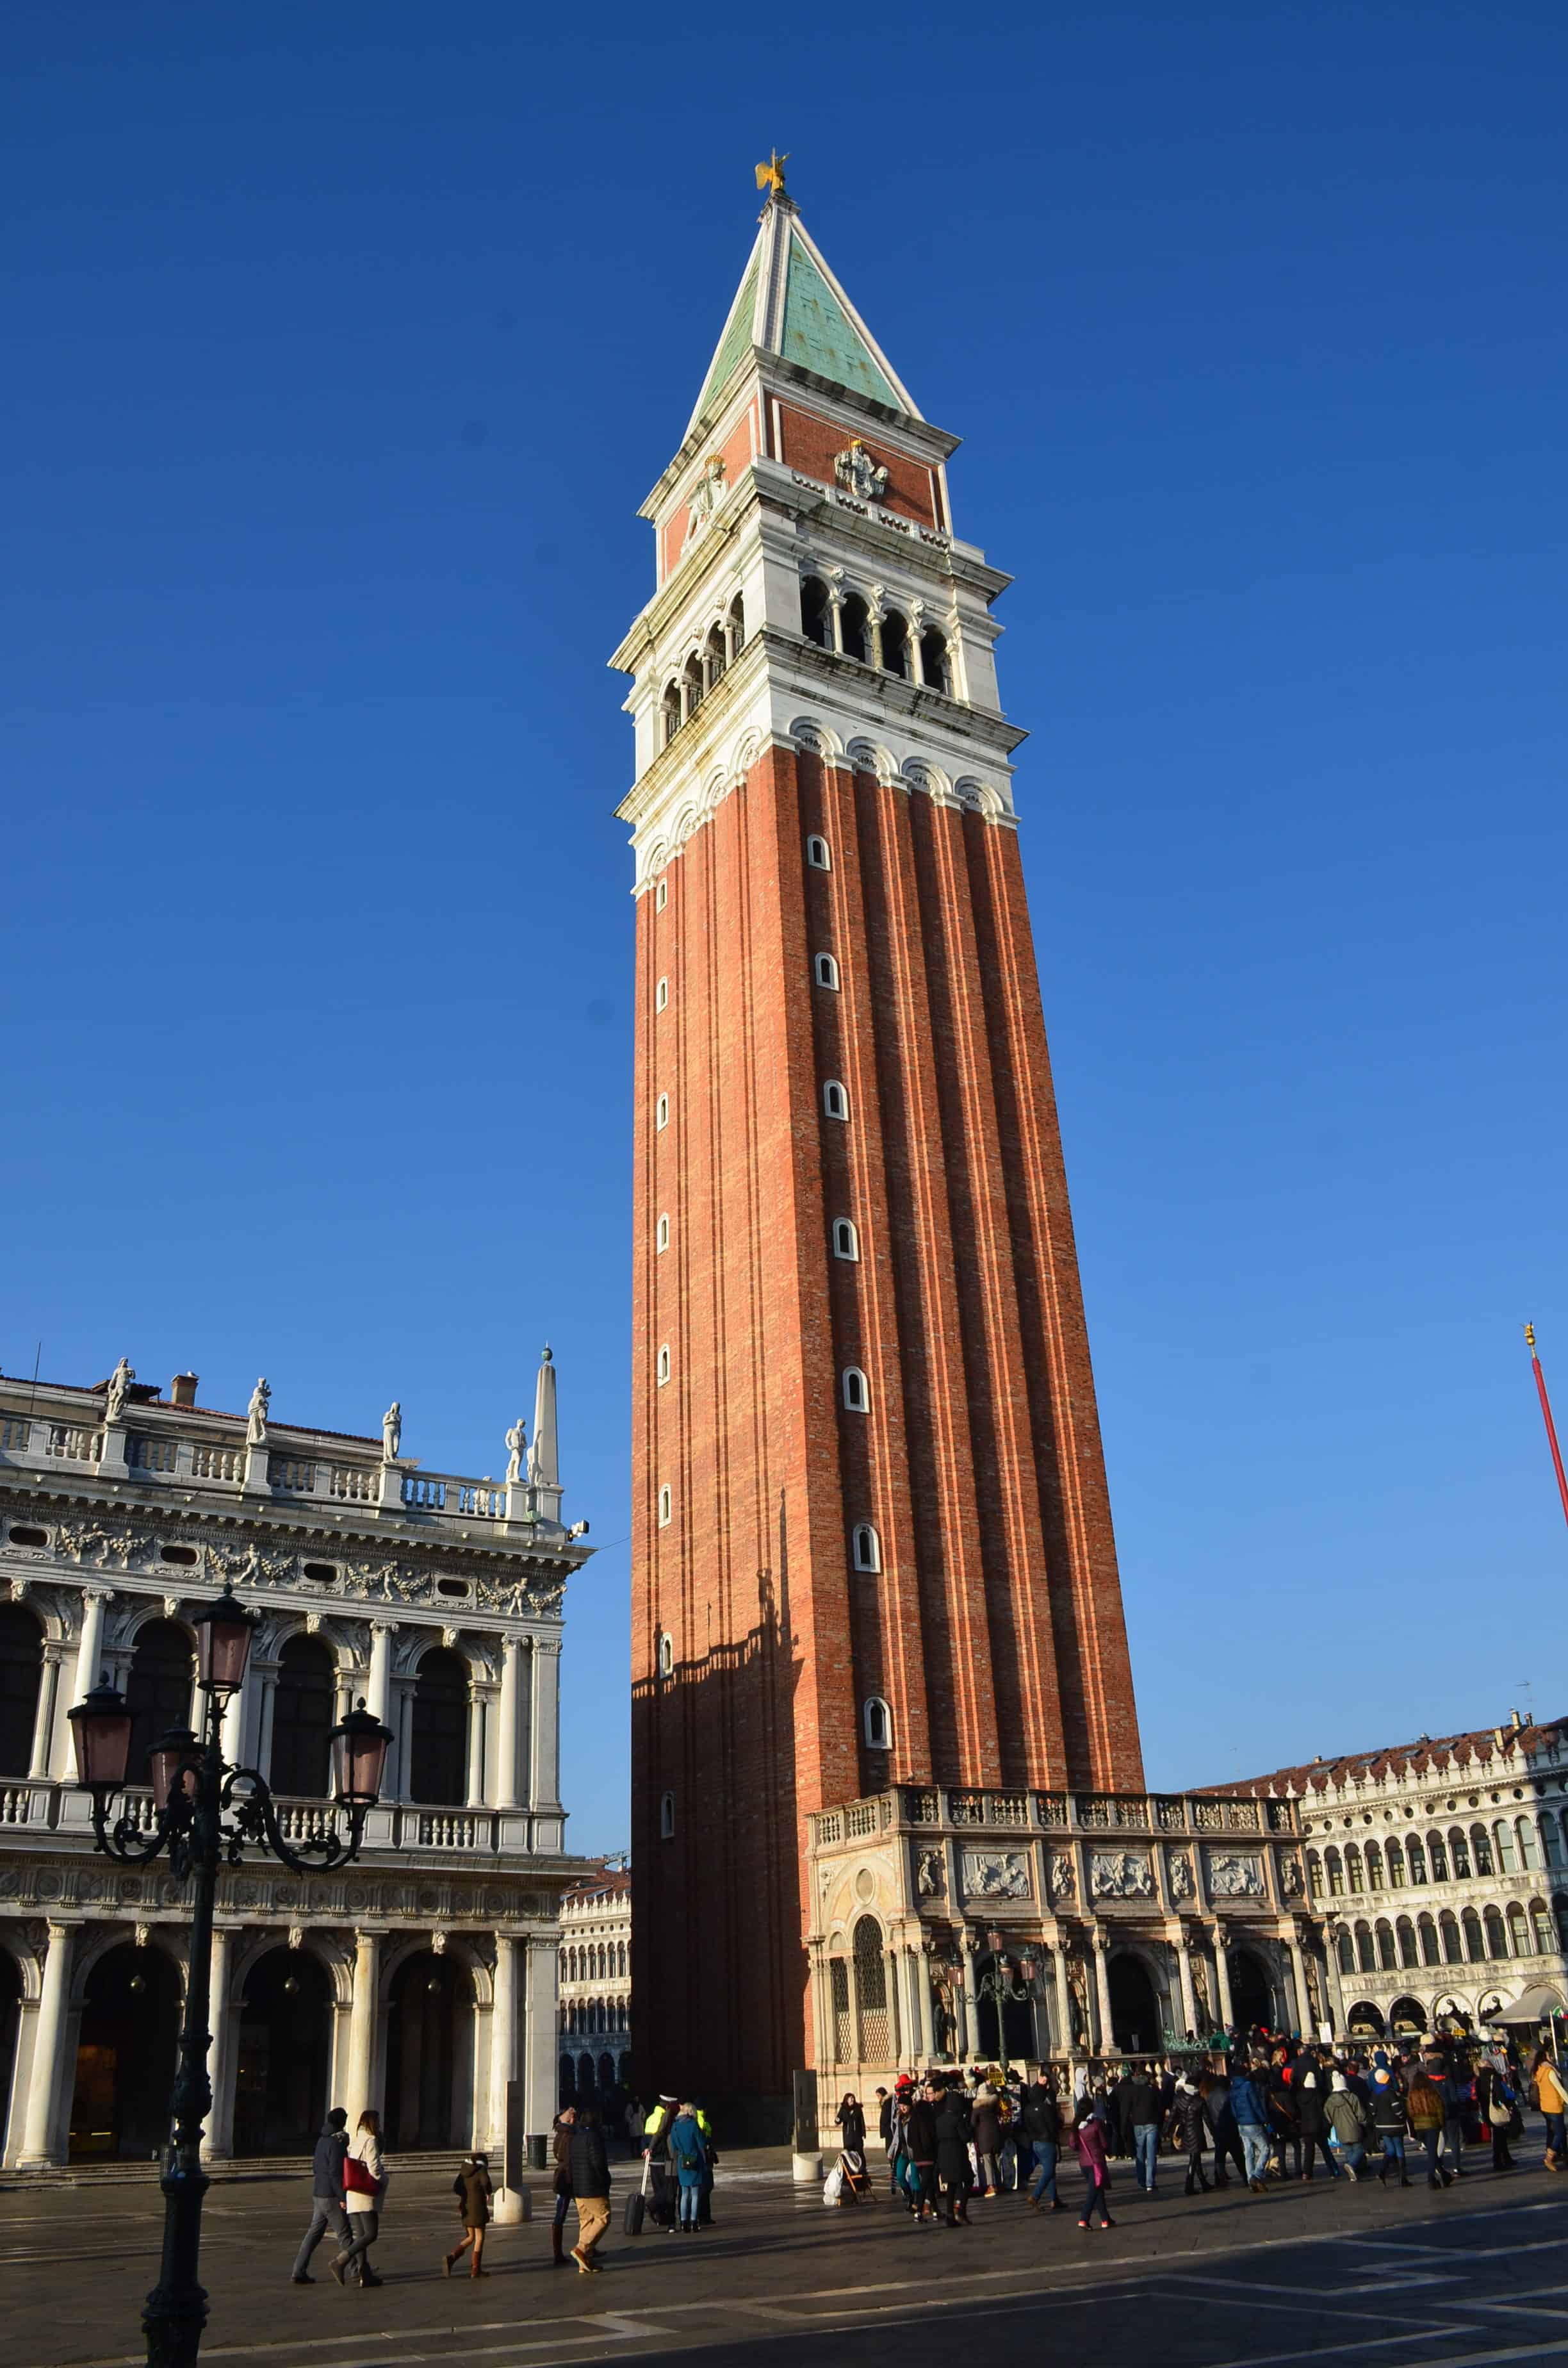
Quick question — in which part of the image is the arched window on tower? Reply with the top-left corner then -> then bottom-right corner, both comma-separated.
839,593 -> 869,664
863,1697 -> 892,1750
831,1218 -> 859,1260
806,834 -> 831,871
660,682 -> 681,747
919,628 -> 950,694
656,1213 -> 670,1253
657,1632 -> 673,1677
660,1790 -> 675,1840
703,622 -> 726,692
657,1344 -> 671,1386
842,1367 -> 869,1413
880,608 -> 910,680
851,1522 -> 881,1573
726,593 -> 746,661
682,653 -> 703,721
800,576 -> 831,650
823,1080 -> 849,1121
813,952 -> 840,990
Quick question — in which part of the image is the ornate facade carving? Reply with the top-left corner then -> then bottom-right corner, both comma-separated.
1090,1848 -> 1154,1900
961,1848 -> 1031,1900
1207,1850 -> 1266,1898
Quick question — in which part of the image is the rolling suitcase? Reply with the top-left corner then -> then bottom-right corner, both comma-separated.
625,2155 -> 650,2235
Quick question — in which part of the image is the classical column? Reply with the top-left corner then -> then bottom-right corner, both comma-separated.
960,1936 -> 982,2059
1287,1932 -> 1311,2037
1053,1942 -> 1074,2059
494,1638 -> 521,1812
466,1684 -> 487,1809
523,1936 -> 559,2141
18,1921 -> 75,2167
529,1639 -> 562,1814
202,1928 -> 235,2160
366,1622 -> 394,1725
345,1930 -> 381,2125
1211,1925 -> 1234,2030
915,1950 -> 935,2059
28,1645 -> 62,1782
1174,1930 -> 1198,2037
220,1672 -> 249,1770
883,1945 -> 902,2062
73,1588 -> 111,1703
1091,1928 -> 1114,2053
254,1662 -> 281,1786
1324,1932 -> 1348,2036
489,1933 -> 519,2153
827,579 -> 845,654
867,596 -> 885,671
907,602 -> 927,686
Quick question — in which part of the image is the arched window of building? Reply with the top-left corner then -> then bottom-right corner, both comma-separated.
1426,1832 -> 1446,1881
842,1367 -> 869,1413
657,1632 -> 673,1677
1307,1850 -> 1323,1898
1355,1922 -> 1375,1974
726,593 -> 746,661
1326,1846 -> 1344,1896
1494,1821 -> 1518,1875
853,1914 -> 890,2059
659,1790 -> 675,1840
660,682 -> 681,746
703,621 -> 726,692
1395,1916 -> 1419,1968
1534,1899 -> 1557,1955
655,878 -> 667,912
1483,1905 -> 1508,1959
1439,1910 -> 1463,1964
851,1522 -> 881,1574
1462,1907 -> 1485,1961
863,1697 -> 892,1750
840,593 -> 870,664
681,653 -> 703,722
655,976 -> 669,1013
1386,1840 -> 1405,1886
1417,1914 -> 1441,1966
813,952 -> 840,990
880,609 -> 910,680
919,629 -> 949,695
1517,1817 -> 1540,1871
270,1634 -> 334,1798
126,1618 -> 195,1786
656,1213 -> 669,1253
1337,1928 -> 1355,1974
1345,1844 -> 1364,1893
0,1604 -> 44,1779
657,1485 -> 672,1528
1450,1827 -> 1471,1878
832,1218 -> 859,1261
1507,1901 -> 1530,1957
1407,1837 -> 1426,1884
617,1941 -> 627,1977
806,834 -> 831,871
410,1647 -> 468,1807
1375,1920 -> 1396,1971
1366,1842 -> 1384,1889
1543,1818 -> 1563,1870
657,1344 -> 670,1386
801,576 -> 831,650
655,1093 -> 669,1131
1471,1824 -> 1494,1875
823,1080 -> 849,1121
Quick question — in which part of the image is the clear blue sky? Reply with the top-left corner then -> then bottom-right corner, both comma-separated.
4,4 -> 1565,1839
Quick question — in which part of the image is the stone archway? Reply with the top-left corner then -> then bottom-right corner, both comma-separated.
1107,1953 -> 1163,2055
69,1941 -> 181,2158
1226,1945 -> 1276,2034
233,1947 -> 332,2156
384,1950 -> 473,2151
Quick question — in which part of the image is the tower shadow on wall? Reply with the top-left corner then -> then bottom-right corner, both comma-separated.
630,1495 -> 803,2145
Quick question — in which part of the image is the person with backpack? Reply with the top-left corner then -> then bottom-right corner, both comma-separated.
1229,2061 -> 1273,2192
1406,2069 -> 1450,2189
1326,2071 -> 1369,2180
1293,2050 -> 1339,2182
1368,2053 -> 1410,2186
568,2102 -> 612,2273
1022,2070 -> 1063,2210
1070,2098 -> 1114,2228
667,2101 -> 708,2232
443,2151 -> 493,2278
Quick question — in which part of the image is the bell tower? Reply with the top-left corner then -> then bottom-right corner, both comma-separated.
614,176 -> 1143,2126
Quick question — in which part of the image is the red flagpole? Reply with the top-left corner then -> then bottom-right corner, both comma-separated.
1526,1324 -> 1568,1536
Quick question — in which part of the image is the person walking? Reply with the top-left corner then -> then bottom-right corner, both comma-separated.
444,2152 -> 494,2278
668,2101 -> 708,2232
908,2084 -> 940,2223
1369,2054 -> 1410,2186
568,2102 -> 612,2275
642,2094 -> 677,2228
1294,2053 -> 1339,2182
1326,2071 -> 1369,2180
934,2078 -> 973,2226
291,2107 -> 350,2283
550,2106 -> 576,2265
1071,2100 -> 1115,2228
836,2093 -> 867,2157
1406,2070 -> 1450,2189
1023,2071 -> 1063,2211
332,2109 -> 387,2288
1229,2061 -> 1273,2193
971,2084 -> 1004,2199
1475,2053 -> 1517,2173
1202,2069 -> 1246,2187
1120,2067 -> 1163,2194
1531,2048 -> 1567,2172
1170,2075 -> 1209,2194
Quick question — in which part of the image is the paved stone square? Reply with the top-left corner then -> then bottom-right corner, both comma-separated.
11,2141 -> 1568,2368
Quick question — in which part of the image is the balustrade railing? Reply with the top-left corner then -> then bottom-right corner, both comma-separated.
127,1435 -> 178,1474
191,1442 -> 244,1482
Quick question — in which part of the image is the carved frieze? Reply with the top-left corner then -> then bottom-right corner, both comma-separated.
1206,1850 -> 1266,1898
916,1847 -> 945,1898
1090,1848 -> 1155,1900
1046,1850 -> 1076,1902
961,1849 -> 1031,1900
1167,1850 -> 1196,1902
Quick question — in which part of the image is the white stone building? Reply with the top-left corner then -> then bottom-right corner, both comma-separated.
0,1351 -> 594,2164
557,1861 -> 631,2103
1228,1713 -> 1568,2047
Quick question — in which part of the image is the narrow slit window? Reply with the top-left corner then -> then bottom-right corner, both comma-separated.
655,1093 -> 669,1131
831,1218 -> 858,1260
851,1522 -> 880,1573
657,1344 -> 671,1386
656,1213 -> 670,1253
655,976 -> 669,1012
813,953 -> 840,991
660,1790 -> 675,1839
823,1080 -> 849,1121
657,1632 -> 674,1678
842,1367 -> 869,1413
863,1697 -> 892,1750
806,834 -> 831,871
655,878 -> 668,912
657,1484 -> 672,1527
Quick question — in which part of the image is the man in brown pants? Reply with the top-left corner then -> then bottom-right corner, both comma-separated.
568,2103 -> 611,2274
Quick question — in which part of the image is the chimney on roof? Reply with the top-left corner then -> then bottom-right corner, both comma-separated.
1509,1707 -> 1523,1730
169,1372 -> 199,1409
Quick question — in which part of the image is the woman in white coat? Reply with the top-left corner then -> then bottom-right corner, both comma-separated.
334,2110 -> 388,2288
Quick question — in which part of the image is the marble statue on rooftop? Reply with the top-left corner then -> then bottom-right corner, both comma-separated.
382,1401 -> 402,1461
104,1357 -> 135,1426
246,1377 -> 270,1445
505,1418 -> 527,1484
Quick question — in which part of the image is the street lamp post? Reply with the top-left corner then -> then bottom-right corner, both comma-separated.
975,1931 -> 1036,2082
68,1586 -> 393,2368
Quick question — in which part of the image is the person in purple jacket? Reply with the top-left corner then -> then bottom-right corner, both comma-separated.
1071,2100 -> 1115,2228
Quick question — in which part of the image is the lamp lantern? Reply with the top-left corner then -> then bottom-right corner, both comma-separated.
329,1698 -> 393,1809
191,1586 -> 257,1698
149,1728 -> 202,1813
68,1678 -> 133,1793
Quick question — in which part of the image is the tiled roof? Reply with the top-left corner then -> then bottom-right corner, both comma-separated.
1204,1716 -> 1568,1798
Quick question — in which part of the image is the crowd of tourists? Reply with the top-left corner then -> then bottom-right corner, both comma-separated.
824,2032 -> 1565,2228
283,2034 -> 1565,2289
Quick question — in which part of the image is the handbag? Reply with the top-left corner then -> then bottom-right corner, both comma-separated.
343,2151 -> 381,2199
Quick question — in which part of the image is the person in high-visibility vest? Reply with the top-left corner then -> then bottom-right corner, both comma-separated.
642,2095 -> 676,2227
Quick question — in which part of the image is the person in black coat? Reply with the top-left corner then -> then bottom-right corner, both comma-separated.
1293,2051 -> 1339,2182
907,2087 -> 940,2222
836,2093 -> 867,2154
934,2079 -> 974,2226
567,2107 -> 612,2274
1170,2078 -> 1209,2194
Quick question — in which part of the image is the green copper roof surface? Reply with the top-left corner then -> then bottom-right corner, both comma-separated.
699,258 -> 760,414
780,239 -> 899,408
